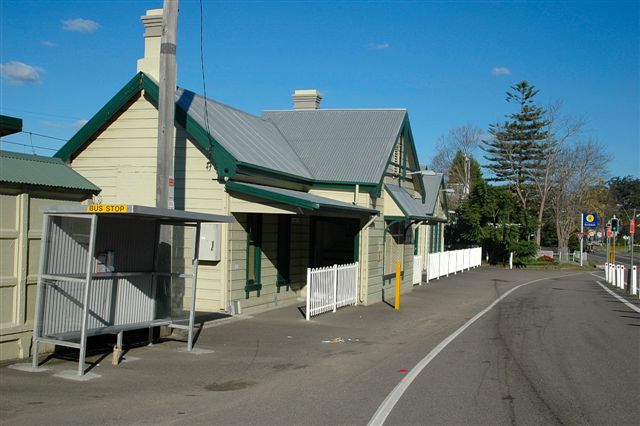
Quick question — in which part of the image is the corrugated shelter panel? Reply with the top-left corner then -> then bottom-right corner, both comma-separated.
94,217 -> 156,272
45,216 -> 92,276
422,173 -> 445,216
40,275 -> 156,338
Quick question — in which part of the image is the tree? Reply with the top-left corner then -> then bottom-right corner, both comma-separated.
551,140 -> 608,260
481,81 -> 551,239
431,124 -> 483,207
528,103 -> 585,245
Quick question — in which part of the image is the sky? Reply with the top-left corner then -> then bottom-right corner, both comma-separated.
1,0 -> 638,179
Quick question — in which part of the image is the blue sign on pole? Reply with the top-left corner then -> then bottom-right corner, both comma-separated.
583,213 -> 598,228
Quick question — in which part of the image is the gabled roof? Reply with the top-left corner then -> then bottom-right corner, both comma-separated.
0,150 -> 100,193
262,109 -> 406,184
55,72 -> 418,193
176,89 -> 313,180
384,176 -> 448,222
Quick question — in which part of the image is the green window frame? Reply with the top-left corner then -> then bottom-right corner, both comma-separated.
276,215 -> 291,293
245,214 -> 262,298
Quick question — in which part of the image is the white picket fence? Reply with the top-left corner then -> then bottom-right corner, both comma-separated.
306,262 -> 358,320
426,247 -> 482,282
605,262 -> 639,297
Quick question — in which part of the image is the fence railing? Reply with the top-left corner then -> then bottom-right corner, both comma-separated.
605,262 -> 639,298
426,247 -> 482,282
306,262 -> 358,320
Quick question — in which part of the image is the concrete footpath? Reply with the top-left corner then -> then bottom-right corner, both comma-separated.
0,267 -> 613,425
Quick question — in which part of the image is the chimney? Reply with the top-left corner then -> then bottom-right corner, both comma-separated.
292,89 -> 322,110
136,9 -> 164,80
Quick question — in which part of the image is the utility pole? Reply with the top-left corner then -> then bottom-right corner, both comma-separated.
156,0 -> 178,279
156,0 -> 179,210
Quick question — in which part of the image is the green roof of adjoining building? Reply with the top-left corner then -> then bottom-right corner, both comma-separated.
0,114 -> 23,137
0,150 -> 101,193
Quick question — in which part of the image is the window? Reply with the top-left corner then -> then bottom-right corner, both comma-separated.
245,214 -> 262,298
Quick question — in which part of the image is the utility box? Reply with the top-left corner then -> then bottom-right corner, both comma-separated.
198,223 -> 221,261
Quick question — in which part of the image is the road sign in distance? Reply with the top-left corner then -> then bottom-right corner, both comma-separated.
583,213 -> 598,228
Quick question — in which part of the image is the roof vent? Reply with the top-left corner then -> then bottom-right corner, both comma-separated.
292,89 -> 322,110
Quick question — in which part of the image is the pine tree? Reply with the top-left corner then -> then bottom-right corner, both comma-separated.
482,81 -> 550,238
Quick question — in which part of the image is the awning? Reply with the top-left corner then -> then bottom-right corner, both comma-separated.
226,181 -> 378,215
384,183 -> 446,222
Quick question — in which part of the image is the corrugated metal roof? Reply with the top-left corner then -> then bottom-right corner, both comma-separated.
227,181 -> 378,215
0,150 -> 100,193
262,109 -> 406,184
422,173 -> 444,215
385,183 -> 430,220
176,89 -> 313,179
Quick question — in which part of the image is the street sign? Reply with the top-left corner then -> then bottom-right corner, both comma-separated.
583,213 -> 598,228
631,218 -> 636,234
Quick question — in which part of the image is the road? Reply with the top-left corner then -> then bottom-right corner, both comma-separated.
589,249 -> 637,269
380,272 -> 639,425
1,268 -> 639,425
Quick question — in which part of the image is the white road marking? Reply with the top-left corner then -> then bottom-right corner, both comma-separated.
367,273 -> 583,426
594,280 -> 640,313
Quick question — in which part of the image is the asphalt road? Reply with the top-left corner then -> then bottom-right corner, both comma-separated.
589,250 -> 637,269
1,268 -> 638,425
383,272 -> 640,425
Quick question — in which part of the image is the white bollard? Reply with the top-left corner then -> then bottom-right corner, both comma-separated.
632,266 -> 638,297
605,262 -> 609,282
620,265 -> 626,290
616,265 -> 622,289
611,264 -> 617,286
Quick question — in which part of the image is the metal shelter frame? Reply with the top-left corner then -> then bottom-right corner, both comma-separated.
31,205 -> 231,376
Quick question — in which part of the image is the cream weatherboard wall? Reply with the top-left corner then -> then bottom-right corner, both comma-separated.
0,192 -> 81,361
69,91 -> 230,312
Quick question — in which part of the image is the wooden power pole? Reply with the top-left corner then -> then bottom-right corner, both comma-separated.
156,0 -> 179,210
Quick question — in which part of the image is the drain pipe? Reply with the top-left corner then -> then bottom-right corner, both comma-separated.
360,214 -> 378,303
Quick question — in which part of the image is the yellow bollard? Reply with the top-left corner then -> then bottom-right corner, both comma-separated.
395,261 -> 401,310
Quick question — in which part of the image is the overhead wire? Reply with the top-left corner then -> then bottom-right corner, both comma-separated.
199,0 -> 214,158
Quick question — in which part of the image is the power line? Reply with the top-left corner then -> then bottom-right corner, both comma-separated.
0,139 -> 57,152
199,0 -> 214,154
22,131 -> 68,141
0,107 -> 84,121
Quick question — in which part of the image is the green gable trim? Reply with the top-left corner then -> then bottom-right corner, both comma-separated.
55,73 -> 145,162
376,116 -> 426,200
226,181 -> 319,210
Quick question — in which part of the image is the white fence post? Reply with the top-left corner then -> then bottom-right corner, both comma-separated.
355,261 -> 359,306
306,268 -> 311,321
333,265 -> 338,312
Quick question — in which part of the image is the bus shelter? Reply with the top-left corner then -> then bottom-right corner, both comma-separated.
32,205 -> 232,376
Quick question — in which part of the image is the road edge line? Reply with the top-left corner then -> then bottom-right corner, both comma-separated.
593,279 -> 640,314
367,272 -> 583,426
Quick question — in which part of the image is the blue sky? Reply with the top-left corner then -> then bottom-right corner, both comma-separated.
1,0 -> 638,178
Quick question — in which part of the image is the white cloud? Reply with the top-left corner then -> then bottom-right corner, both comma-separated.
42,40 -> 57,47
370,42 -> 390,50
0,61 -> 43,85
62,18 -> 100,33
72,119 -> 89,129
491,67 -> 512,76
